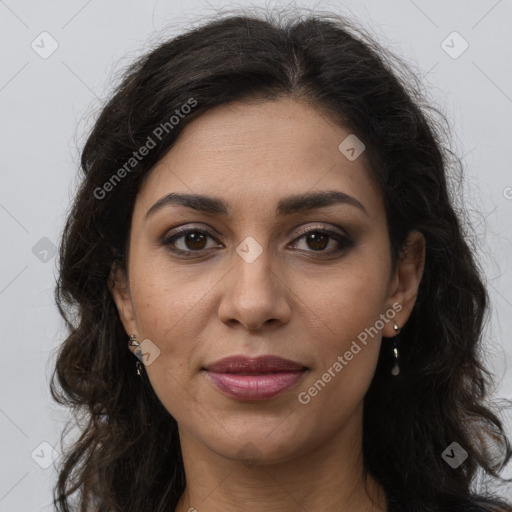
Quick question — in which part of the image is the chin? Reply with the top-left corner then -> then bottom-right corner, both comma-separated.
200,425 -> 309,466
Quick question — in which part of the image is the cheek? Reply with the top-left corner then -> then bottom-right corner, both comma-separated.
291,255 -> 390,410
292,254 -> 391,346
129,252 -> 211,339
126,266 -> 199,412
295,294 -> 384,433
128,263 -> 202,418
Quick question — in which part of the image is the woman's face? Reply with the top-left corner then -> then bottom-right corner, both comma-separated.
111,96 -> 424,464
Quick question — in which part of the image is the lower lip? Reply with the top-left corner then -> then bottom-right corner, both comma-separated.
205,371 -> 306,401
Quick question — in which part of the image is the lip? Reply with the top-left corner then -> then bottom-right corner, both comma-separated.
204,355 -> 308,401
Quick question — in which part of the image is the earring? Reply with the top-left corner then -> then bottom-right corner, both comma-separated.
128,334 -> 143,376
391,323 -> 400,376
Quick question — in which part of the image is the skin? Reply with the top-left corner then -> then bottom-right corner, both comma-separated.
110,96 -> 425,512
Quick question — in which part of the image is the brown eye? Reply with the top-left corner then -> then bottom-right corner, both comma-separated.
289,228 -> 353,255
181,232 -> 208,250
162,228 -> 220,254
161,225 -> 353,258
303,232 -> 329,251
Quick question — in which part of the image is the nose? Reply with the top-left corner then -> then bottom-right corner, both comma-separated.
217,246 -> 292,332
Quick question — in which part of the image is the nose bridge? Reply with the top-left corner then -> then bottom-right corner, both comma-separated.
233,234 -> 276,300
218,233 -> 290,329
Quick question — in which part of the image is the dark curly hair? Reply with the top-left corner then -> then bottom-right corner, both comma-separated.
50,7 -> 512,512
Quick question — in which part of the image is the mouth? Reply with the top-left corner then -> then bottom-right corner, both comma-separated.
203,355 -> 309,401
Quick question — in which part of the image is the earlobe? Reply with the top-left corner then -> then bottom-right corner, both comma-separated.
384,230 -> 426,337
108,264 -> 138,338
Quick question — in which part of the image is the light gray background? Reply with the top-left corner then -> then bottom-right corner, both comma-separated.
1,0 -> 511,510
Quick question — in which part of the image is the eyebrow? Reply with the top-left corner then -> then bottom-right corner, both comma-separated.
145,190 -> 368,220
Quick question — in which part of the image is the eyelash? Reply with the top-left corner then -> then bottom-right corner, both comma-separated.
160,224 -> 353,257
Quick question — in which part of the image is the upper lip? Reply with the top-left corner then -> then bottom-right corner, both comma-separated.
204,355 -> 307,373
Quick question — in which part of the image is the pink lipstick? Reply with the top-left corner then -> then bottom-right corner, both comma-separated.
204,355 -> 307,401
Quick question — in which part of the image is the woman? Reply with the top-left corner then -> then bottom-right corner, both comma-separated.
50,9 -> 512,512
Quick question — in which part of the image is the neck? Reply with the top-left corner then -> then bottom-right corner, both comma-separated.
174,405 -> 387,512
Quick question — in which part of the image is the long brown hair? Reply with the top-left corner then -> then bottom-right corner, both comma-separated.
51,8 -> 512,511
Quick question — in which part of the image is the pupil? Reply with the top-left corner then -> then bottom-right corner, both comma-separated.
307,233 -> 327,251
187,233 -> 206,250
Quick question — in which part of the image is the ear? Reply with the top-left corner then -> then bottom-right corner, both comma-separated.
108,264 -> 139,352
383,230 -> 426,337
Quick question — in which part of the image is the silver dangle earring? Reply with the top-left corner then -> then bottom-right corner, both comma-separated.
391,323 -> 400,376
129,334 -> 143,376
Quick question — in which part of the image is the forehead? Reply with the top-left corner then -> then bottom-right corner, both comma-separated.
134,97 -> 383,220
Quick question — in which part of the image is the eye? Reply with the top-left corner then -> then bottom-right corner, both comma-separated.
161,227 -> 221,255
288,225 -> 353,255
161,224 -> 353,257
